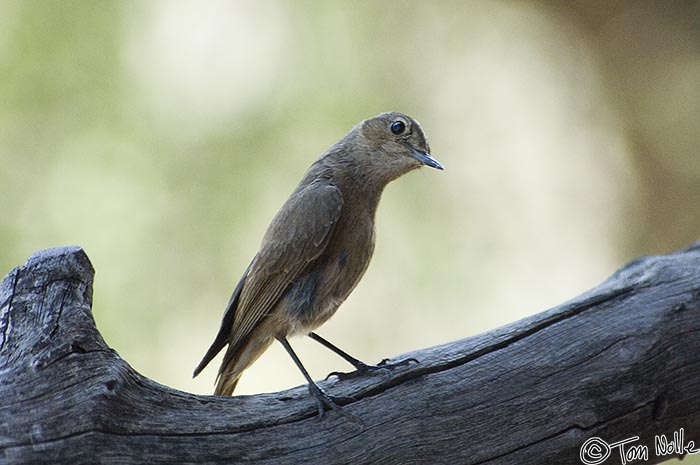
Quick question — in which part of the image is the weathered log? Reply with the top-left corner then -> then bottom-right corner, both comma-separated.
1,245 -> 700,464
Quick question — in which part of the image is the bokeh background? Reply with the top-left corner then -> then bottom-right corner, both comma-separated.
1,1 -> 699,460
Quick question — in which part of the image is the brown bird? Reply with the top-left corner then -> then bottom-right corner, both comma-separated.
193,112 -> 442,415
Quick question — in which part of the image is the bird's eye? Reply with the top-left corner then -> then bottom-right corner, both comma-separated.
390,120 -> 406,135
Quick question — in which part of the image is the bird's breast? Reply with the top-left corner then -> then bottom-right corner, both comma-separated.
283,211 -> 376,335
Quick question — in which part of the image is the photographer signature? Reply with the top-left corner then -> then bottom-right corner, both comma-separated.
579,428 -> 699,464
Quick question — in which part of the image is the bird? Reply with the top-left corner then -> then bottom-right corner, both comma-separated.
193,112 -> 443,416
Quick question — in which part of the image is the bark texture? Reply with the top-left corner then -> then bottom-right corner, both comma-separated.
2,245 -> 700,464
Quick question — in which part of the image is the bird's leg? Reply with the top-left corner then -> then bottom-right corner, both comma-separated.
277,337 -> 360,423
308,332 -> 418,381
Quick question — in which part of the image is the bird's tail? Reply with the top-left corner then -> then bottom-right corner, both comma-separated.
213,333 -> 275,396
214,372 -> 240,396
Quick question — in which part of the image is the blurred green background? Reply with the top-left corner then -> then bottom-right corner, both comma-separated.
1,1 -> 699,459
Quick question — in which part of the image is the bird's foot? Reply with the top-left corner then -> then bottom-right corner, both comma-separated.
326,357 -> 419,382
378,356 -> 419,369
307,383 -> 363,426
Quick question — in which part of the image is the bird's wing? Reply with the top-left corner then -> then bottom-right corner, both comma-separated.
228,183 -> 344,350
192,262 -> 251,377
194,181 -> 344,378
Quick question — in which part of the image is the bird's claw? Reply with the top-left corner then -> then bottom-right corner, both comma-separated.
307,383 -> 362,426
326,357 -> 419,381
378,357 -> 418,368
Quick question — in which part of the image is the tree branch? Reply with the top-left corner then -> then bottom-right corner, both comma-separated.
2,245 -> 700,464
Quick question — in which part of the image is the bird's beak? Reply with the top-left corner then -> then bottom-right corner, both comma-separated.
409,146 -> 444,170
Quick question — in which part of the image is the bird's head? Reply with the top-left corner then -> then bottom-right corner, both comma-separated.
356,112 -> 443,182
